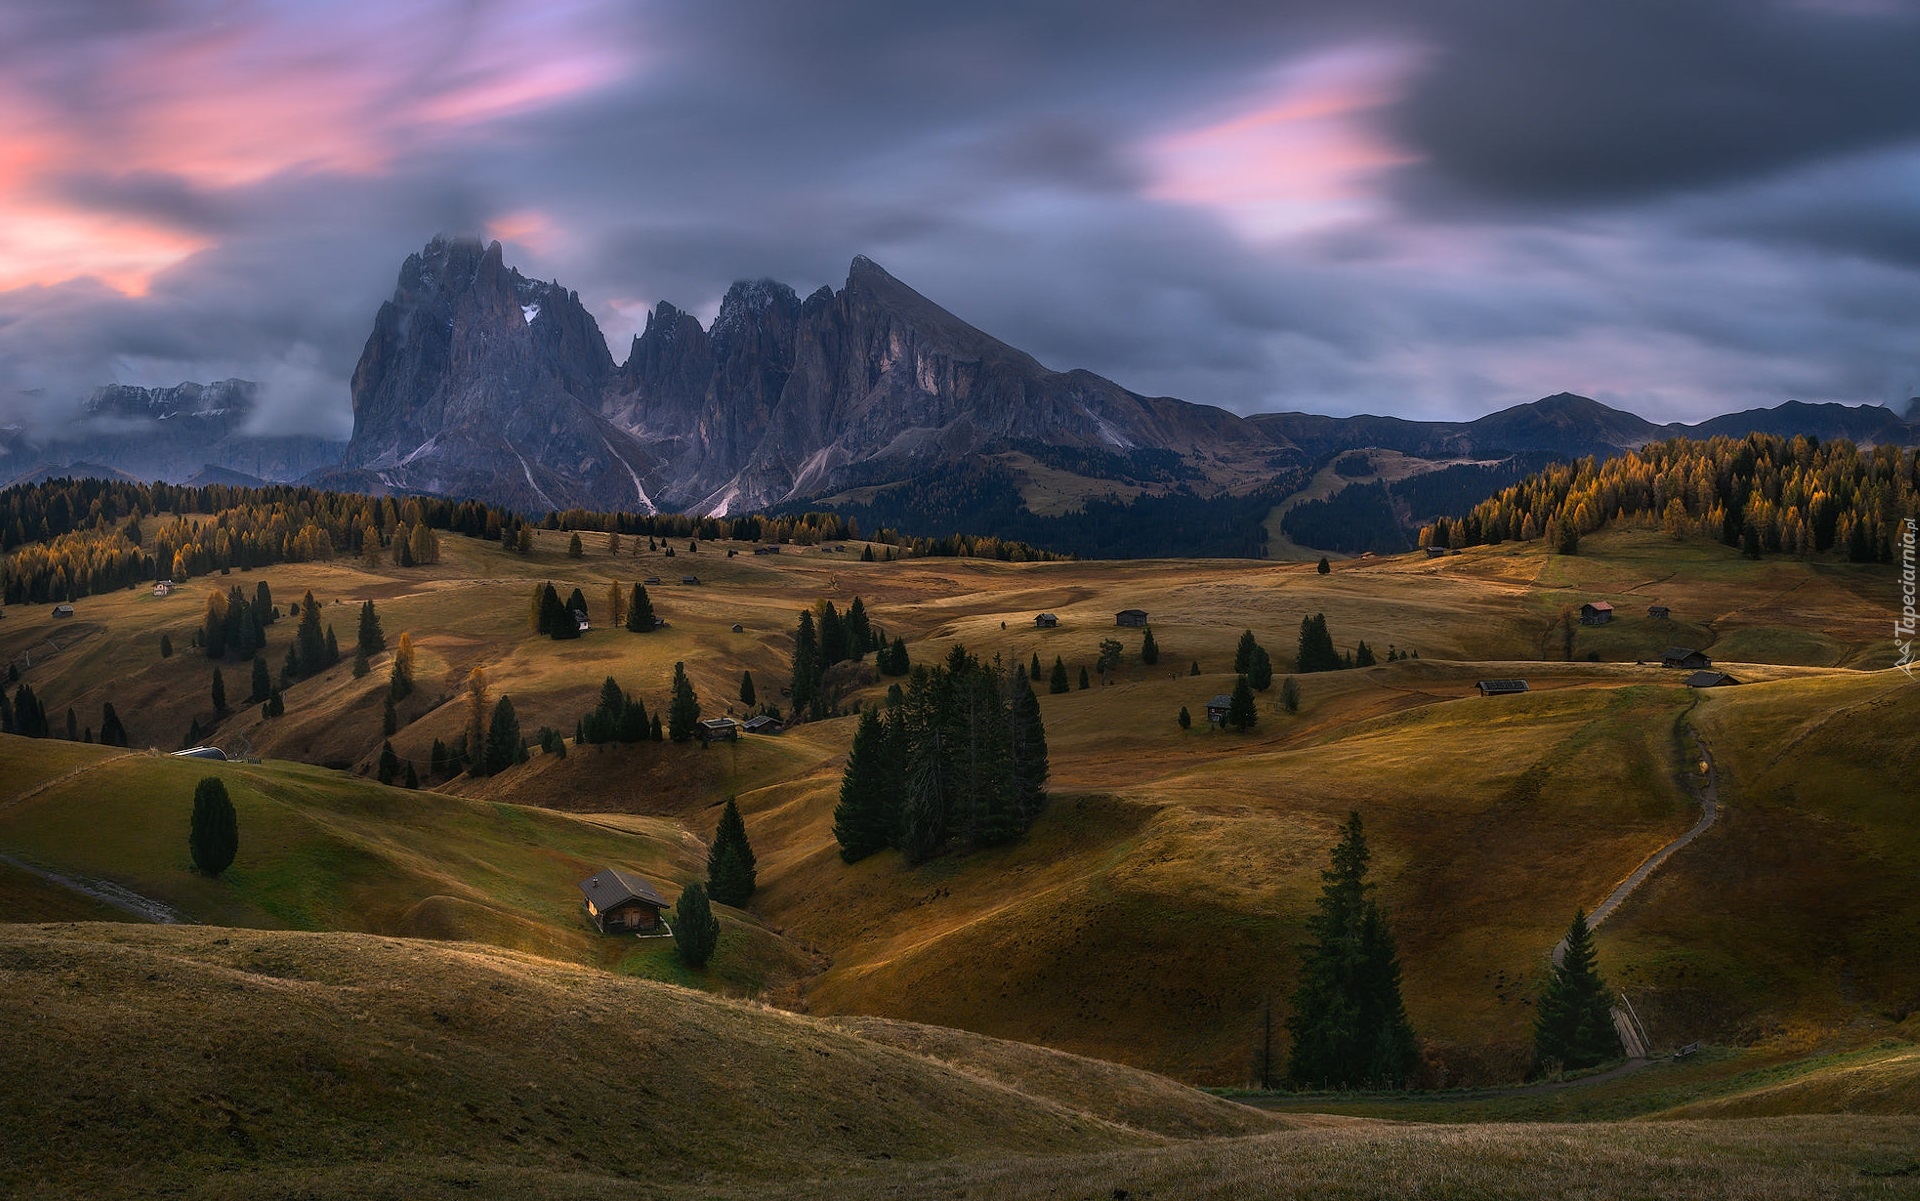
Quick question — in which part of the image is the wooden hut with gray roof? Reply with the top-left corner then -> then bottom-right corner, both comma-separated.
579,868 -> 671,935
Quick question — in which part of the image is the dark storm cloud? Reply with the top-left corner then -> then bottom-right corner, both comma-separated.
1387,0 -> 1920,206
1,0 -> 1917,441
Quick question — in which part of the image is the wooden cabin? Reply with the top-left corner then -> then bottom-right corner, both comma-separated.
579,868 -> 670,935
1579,602 -> 1614,625
1115,609 -> 1149,628
1205,693 -> 1233,725
1647,605 -> 1670,620
1685,670 -> 1740,688
1661,647 -> 1712,671
1476,679 -> 1530,696
742,715 -> 782,735
1034,613 -> 1058,628
50,604 -> 73,618
698,717 -> 741,743
682,576 -> 700,586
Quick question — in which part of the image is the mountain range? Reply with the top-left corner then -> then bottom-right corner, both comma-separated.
7,234 -> 1916,553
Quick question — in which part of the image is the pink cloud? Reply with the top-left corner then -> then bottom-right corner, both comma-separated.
1143,44 -> 1424,242
0,1 -> 637,294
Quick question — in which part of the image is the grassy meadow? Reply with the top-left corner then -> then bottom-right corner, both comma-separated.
2,517 -> 1917,1194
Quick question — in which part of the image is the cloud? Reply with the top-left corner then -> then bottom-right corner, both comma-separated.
1,0 -> 1917,442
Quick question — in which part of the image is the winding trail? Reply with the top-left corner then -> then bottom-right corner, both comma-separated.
0,751 -> 137,817
0,851 -> 189,924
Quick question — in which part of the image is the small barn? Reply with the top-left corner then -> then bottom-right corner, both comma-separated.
1685,670 -> 1740,688
1115,609 -> 1149,628
1476,679 -> 1529,697
731,623 -> 744,633
579,868 -> 670,935
1424,546 -> 1449,558
1205,693 -> 1233,725
1647,605 -> 1670,620
682,575 -> 700,586
1579,602 -> 1614,625
1034,613 -> 1058,628
742,715 -> 782,735
50,604 -> 73,618
573,609 -> 590,633
152,582 -> 171,598
1662,647 -> 1712,671
698,717 -> 741,743
644,576 -> 662,585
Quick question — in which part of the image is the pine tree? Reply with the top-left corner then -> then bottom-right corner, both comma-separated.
65,707 -> 77,741
898,667 -> 949,864
1190,660 -> 1201,676
847,596 -> 872,659
1141,626 -> 1159,666
1178,705 -> 1191,730
567,532 -> 583,558
1227,675 -> 1258,732
188,776 -> 238,877
1355,640 -> 1377,668
668,662 -> 701,743
250,654 -> 271,703
1295,614 -> 1342,673
264,690 -> 284,718
211,665 -> 227,713
99,702 -> 128,748
627,583 -> 655,632
538,583 -> 564,637
1006,665 -> 1049,830
377,739 -> 400,784
739,670 -> 756,706
1534,909 -> 1625,1074
833,709 -> 896,862
464,668 -> 490,777
706,797 -> 758,905
1030,651 -> 1042,680
483,696 -> 521,775
356,600 -> 385,657
255,581 -> 274,623
403,761 -> 419,789
1049,656 -> 1070,695
790,610 -> 820,713
352,647 -> 370,678
389,632 -> 415,700
1286,812 -> 1418,1088
1078,666 -> 1090,690
1249,646 -> 1274,691
671,882 -> 720,969
295,590 -> 326,678
160,633 -> 173,658
1317,556 -> 1331,575
382,694 -> 398,736
324,624 -> 340,667
1235,630 -> 1259,674
1281,676 -> 1301,714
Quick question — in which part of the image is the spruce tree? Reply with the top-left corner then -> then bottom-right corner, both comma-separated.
567,532 -> 583,558
897,667 -> 949,864
1235,630 -> 1259,674
847,596 -> 872,658
1249,646 -> 1274,691
1317,556 -> 1331,575
211,666 -> 227,713
403,761 -> 419,789
833,709 -> 895,862
1190,660 -> 1201,676
1030,651 -> 1042,680
1281,676 -> 1301,714
1356,640 -> 1377,668
671,882 -> 720,969
1006,665 -> 1050,830
188,776 -> 238,877
377,740 -> 400,784
1286,812 -> 1418,1088
627,583 -> 655,632
707,797 -> 757,905
1049,656 -> 1070,695
250,654 -> 271,704
887,636 -> 909,677
356,600 -> 385,657
1141,626 -> 1159,666
483,695 -> 521,775
1178,705 -> 1191,730
667,662 -> 701,743
382,694 -> 398,736
160,633 -> 173,658
100,702 -> 128,748
1534,909 -> 1625,1073
295,590 -> 326,678
1295,614 -> 1342,673
1227,675 -> 1258,732
1078,666 -> 1090,690
790,610 -> 820,713
739,670 -> 756,707
324,624 -> 340,667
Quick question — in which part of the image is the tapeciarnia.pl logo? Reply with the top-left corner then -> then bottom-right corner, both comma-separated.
1899,518 -> 1916,680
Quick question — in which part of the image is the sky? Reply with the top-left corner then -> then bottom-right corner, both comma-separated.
1,0 -> 1917,439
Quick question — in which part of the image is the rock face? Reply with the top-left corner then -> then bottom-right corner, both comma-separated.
0,380 -> 344,489
331,236 -> 1918,517
336,236 -> 656,513
334,239 -> 1284,515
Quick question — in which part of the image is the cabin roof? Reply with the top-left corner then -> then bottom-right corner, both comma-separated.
1685,670 -> 1739,687
1477,679 -> 1530,694
1662,646 -> 1706,660
1207,693 -> 1233,708
578,867 -> 668,911
1583,601 -> 1614,612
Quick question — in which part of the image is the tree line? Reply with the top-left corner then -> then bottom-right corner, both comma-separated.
1421,434 -> 1920,563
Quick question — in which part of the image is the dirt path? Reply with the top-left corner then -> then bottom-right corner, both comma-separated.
0,851 -> 189,924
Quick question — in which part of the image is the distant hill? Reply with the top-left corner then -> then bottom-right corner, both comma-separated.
0,379 -> 344,489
